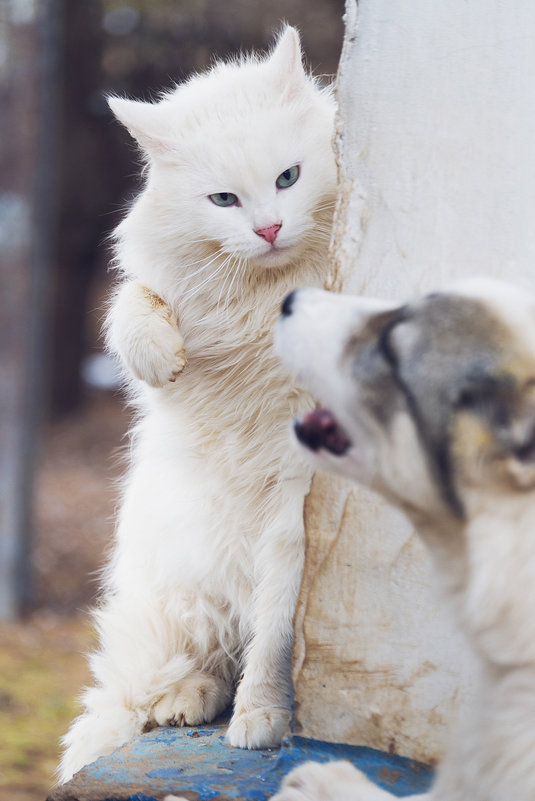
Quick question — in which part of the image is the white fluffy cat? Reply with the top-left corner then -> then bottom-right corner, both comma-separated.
59,27 -> 336,782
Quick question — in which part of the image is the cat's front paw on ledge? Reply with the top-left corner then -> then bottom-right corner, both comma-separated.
226,706 -> 290,749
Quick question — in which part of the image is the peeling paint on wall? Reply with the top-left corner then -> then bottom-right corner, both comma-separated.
297,472 -> 473,763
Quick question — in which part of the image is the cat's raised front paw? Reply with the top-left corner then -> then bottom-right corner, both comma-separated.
139,340 -> 186,388
272,761 -> 382,801
137,299 -> 187,388
150,672 -> 230,728
226,706 -> 290,749
134,324 -> 186,387
109,282 -> 188,388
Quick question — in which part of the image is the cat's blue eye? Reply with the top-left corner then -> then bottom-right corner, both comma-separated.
276,165 -> 300,189
209,192 -> 239,207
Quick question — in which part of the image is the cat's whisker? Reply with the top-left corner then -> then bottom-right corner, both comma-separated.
195,258 -> 231,295
215,255 -> 237,313
182,254 -> 231,301
233,256 -> 248,297
184,248 -> 224,266
216,254 -> 243,316
180,248 -> 227,282
223,257 -> 244,308
309,225 -> 334,237
309,231 -> 333,242
312,228 -> 334,237
183,237 -> 221,245
184,250 -> 230,289
218,256 -> 244,321
313,205 -> 336,214
311,217 -> 336,227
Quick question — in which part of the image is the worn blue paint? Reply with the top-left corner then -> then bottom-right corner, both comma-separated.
48,721 -> 433,801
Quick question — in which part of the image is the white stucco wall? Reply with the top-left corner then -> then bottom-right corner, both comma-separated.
295,0 -> 535,762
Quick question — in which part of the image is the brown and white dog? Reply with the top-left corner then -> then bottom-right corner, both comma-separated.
273,278 -> 535,801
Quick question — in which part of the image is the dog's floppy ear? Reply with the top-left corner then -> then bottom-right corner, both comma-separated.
503,382 -> 535,490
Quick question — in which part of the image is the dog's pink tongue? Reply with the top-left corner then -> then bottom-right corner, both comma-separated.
294,409 -> 351,456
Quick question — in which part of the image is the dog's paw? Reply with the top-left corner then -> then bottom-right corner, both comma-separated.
226,706 -> 290,749
271,761 -> 381,801
150,672 -> 229,728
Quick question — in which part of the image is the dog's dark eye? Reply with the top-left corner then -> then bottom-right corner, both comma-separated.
513,434 -> 535,462
455,377 -> 513,430
456,388 -> 478,410
455,386 -> 495,417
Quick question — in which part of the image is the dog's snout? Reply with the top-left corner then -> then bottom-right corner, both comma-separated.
281,290 -> 296,318
294,410 -> 351,456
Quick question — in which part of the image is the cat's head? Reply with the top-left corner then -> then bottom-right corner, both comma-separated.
109,27 -> 336,271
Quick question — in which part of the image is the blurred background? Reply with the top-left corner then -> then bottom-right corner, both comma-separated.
0,1 -> 343,798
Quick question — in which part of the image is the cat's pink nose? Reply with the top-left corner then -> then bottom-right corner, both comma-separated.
255,223 -> 281,245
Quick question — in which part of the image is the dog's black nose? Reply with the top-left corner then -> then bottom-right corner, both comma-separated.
281,290 -> 296,317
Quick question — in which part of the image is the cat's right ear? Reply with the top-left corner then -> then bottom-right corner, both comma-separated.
107,96 -> 175,158
268,26 -> 308,100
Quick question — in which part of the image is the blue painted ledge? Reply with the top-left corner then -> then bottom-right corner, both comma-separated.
48,721 -> 433,801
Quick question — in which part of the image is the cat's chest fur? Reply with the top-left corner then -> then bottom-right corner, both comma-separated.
158,249 -> 324,390
158,268 -> 320,434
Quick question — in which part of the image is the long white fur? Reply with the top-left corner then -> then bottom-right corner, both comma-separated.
59,27 -> 336,782
272,279 -> 535,801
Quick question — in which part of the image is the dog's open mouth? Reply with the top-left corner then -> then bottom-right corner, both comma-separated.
294,409 -> 352,456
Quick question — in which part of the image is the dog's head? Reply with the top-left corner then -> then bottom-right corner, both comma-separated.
276,278 -> 535,523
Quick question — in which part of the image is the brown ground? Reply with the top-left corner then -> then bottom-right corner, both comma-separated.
0,392 -> 130,801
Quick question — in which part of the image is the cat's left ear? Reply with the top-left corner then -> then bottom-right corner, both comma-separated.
268,26 -> 308,100
108,96 -> 176,159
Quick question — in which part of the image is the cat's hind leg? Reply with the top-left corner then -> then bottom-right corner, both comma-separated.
227,480 -> 308,749
58,595 -> 199,782
59,580 -> 236,782
150,670 -> 233,728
